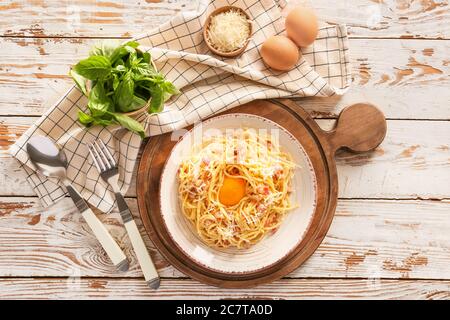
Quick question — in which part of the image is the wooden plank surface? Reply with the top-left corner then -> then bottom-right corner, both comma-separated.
1,0 -> 448,39
1,117 -> 449,199
0,278 -> 449,300
1,37 -> 449,119
1,197 -> 449,280
0,0 -> 449,300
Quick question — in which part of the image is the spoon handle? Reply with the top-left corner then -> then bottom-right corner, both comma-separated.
65,184 -> 128,271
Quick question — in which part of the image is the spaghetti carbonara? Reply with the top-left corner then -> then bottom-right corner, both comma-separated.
178,128 -> 297,249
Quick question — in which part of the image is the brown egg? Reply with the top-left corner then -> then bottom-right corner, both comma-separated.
285,7 -> 318,47
261,36 -> 300,71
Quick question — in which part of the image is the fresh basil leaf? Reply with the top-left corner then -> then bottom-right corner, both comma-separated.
122,47 -> 136,69
113,58 -> 125,68
115,72 -> 134,112
162,80 -> 179,95
148,86 -> 164,114
70,70 -> 88,96
134,63 -> 156,76
78,110 -> 94,126
124,50 -> 138,69
90,40 -> 135,66
111,112 -> 145,138
163,92 -> 173,102
124,41 -> 139,49
141,52 -> 151,64
138,74 -> 165,88
89,40 -> 120,58
124,45 -> 136,54
115,65 -> 127,72
78,110 -> 115,128
132,73 -> 147,82
88,101 -> 108,117
92,118 -> 115,126
128,94 -> 148,111
128,51 -> 139,67
89,46 -> 103,57
132,74 -> 159,84
88,82 -> 113,116
110,47 -> 130,65
134,86 -> 151,100
152,73 -> 166,84
79,109 -> 115,128
74,56 -> 111,80
112,74 -> 120,91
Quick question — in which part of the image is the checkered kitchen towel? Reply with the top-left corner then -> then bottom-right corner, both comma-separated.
10,0 -> 351,213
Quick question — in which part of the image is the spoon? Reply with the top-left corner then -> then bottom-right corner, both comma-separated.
26,135 -> 128,271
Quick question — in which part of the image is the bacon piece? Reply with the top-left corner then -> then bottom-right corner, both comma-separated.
256,184 -> 270,195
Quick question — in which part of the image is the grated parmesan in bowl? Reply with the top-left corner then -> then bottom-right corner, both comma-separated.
204,6 -> 252,57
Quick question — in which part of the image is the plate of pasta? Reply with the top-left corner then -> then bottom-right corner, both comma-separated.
137,100 -> 386,287
159,113 -> 317,273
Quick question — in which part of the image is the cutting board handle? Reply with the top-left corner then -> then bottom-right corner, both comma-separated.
327,103 -> 387,154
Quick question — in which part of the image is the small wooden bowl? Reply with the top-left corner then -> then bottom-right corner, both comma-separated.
203,6 -> 252,58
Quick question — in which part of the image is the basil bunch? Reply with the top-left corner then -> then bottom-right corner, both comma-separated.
70,40 -> 178,138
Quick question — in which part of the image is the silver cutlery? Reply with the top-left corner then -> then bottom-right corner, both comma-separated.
26,136 -> 128,271
88,140 -> 160,289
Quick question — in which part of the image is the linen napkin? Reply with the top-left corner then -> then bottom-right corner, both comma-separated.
10,0 -> 351,213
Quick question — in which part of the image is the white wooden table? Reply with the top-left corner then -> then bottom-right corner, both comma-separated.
0,0 -> 449,299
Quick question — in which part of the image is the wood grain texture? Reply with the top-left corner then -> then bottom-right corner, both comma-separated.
296,199 -> 450,280
1,197 -> 449,280
308,0 -> 450,39
0,196 -> 179,278
0,0 -> 198,38
0,278 -> 449,300
0,0 -> 448,39
0,37 -> 449,119
0,0 -> 449,299
1,117 -> 449,199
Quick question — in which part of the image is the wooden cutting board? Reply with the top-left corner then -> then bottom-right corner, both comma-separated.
136,99 -> 387,288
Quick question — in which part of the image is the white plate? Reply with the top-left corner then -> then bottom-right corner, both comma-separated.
159,114 -> 317,273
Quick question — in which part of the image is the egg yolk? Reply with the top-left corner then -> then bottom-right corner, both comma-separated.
218,176 -> 246,206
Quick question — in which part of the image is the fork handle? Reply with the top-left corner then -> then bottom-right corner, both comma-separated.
65,184 -> 128,271
116,193 -> 160,289
81,208 -> 129,271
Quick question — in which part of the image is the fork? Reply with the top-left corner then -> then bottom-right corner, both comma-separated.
88,140 -> 160,289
